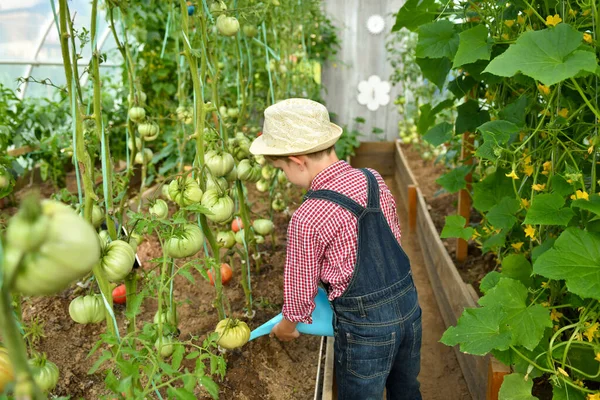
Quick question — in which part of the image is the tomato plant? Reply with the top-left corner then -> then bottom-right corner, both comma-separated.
112,285 -> 127,305
208,263 -> 233,286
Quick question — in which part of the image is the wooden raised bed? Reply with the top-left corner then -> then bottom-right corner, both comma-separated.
319,141 -> 508,400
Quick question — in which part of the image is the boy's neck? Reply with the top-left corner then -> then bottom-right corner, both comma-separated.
307,153 -> 341,187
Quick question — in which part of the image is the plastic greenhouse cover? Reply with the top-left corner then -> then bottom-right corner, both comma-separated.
0,0 -> 121,98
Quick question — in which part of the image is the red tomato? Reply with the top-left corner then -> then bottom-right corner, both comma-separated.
112,284 -> 127,304
231,217 -> 243,232
257,131 -> 262,137
208,263 -> 233,286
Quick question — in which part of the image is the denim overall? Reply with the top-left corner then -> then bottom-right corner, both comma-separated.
304,169 -> 422,400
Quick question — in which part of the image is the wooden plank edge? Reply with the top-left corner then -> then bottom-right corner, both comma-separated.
322,336 -> 335,400
395,139 -> 418,188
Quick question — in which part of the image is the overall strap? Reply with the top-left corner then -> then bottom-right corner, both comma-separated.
361,168 -> 380,209
303,189 -> 364,218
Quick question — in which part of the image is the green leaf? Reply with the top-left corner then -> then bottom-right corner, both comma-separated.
440,215 -> 474,241
88,350 -> 112,374
550,175 -> 573,197
498,373 -> 538,400
478,278 -> 551,350
178,267 -> 196,284
534,228 -> 600,300
487,197 -> 521,230
482,232 -> 507,254
473,170 -> 514,212
392,0 -> 438,32
124,291 -> 145,320
423,122 -> 453,146
483,24 -> 597,86
167,388 -> 197,400
200,375 -> 220,400
532,238 -> 555,263
453,25 -> 492,68
416,57 -> 452,90
416,20 -> 459,60
572,194 -> 600,216
436,166 -> 471,193
456,100 -> 490,135
417,99 -> 453,135
475,120 -> 520,160
552,384 -> 585,400
501,254 -> 533,288
499,96 -> 529,127
524,193 -> 575,226
448,74 -> 478,98
440,305 -> 512,355
480,271 -> 502,293
172,344 -> 185,370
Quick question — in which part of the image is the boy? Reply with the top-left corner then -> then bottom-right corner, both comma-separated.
250,98 -> 422,400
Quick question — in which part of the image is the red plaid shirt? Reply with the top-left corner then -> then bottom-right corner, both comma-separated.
283,161 -> 402,323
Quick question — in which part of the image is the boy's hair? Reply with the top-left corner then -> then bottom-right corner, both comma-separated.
264,146 -> 335,163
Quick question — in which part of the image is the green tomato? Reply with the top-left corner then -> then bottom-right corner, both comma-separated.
155,337 -> 175,357
201,190 -> 235,223
255,155 -> 266,166
149,199 -> 169,219
128,136 -> 142,152
100,240 -> 135,282
128,107 -> 146,123
91,204 -> 104,228
272,198 -> 286,212
252,219 -> 274,235
161,184 -> 172,200
0,347 -> 14,393
237,160 -> 262,183
164,224 -> 204,259
216,231 -> 236,248
6,211 -> 50,253
69,295 -> 105,324
29,358 -> 59,392
206,176 -> 229,192
4,200 -> 101,296
216,14 -> 239,36
98,230 -> 110,247
243,25 -> 258,38
256,179 -> 269,193
261,165 -> 276,181
128,91 -> 147,105
225,165 -> 238,182
255,235 -> 265,244
168,176 -> 203,207
277,170 -> 287,184
134,148 -> 153,165
226,108 -> 240,118
205,151 -> 235,178
154,309 -> 177,325
138,122 -> 160,141
235,229 -> 254,245
215,318 -> 250,349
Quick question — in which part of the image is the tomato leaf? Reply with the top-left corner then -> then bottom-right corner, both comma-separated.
167,387 -> 197,400
498,373 -> 538,400
423,122 -> 453,146
534,228 -> 600,300
440,305 -> 512,355
572,194 -> 600,216
178,267 -> 196,284
416,20 -> 459,60
199,375 -> 220,400
483,24 -> 597,86
524,193 -> 575,226
501,254 -> 533,288
124,291 -> 145,320
440,215 -> 474,241
453,25 -> 492,68
416,57 -> 452,90
185,351 -> 200,360
436,166 -> 471,193
172,343 -> 185,370
487,197 -> 520,230
392,0 -> 438,32
478,278 -> 551,350
88,350 -> 113,374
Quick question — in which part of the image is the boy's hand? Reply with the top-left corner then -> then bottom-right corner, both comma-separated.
270,319 -> 300,342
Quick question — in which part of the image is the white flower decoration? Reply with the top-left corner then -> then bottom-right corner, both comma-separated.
366,15 -> 385,35
357,75 -> 391,111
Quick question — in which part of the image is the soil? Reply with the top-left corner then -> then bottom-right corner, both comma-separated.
3,181 -> 321,400
400,144 -> 497,295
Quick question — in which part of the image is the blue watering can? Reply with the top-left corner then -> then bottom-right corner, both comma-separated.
249,287 -> 334,341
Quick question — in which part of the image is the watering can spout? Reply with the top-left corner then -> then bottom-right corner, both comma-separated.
249,287 -> 334,341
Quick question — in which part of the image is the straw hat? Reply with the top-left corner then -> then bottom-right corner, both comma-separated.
249,98 -> 343,156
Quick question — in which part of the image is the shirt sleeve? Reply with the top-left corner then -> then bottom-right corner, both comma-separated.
372,169 -> 402,245
282,210 -> 324,324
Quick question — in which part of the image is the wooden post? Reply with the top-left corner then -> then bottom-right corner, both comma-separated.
486,357 -> 511,400
408,184 -> 417,232
456,131 -> 474,262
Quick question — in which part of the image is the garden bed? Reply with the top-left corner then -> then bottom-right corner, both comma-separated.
4,180 -> 322,400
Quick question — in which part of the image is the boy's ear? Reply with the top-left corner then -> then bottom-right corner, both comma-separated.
288,156 -> 306,166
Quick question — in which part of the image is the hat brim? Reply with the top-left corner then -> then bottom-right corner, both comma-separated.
249,123 -> 343,156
